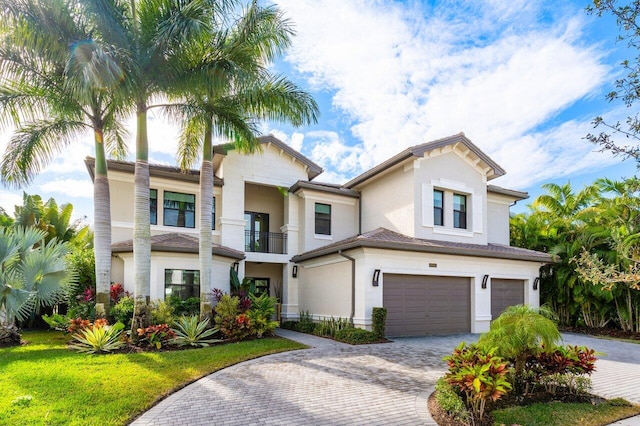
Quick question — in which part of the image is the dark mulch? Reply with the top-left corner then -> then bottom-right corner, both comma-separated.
560,326 -> 640,342
428,390 -> 604,426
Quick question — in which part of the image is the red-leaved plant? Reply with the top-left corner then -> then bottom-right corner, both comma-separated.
136,324 -> 176,349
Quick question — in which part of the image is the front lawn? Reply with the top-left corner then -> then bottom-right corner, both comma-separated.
0,331 -> 305,425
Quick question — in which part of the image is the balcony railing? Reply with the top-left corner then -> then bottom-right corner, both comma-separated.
245,230 -> 287,254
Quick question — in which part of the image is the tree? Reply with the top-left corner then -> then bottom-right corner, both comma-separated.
172,2 -> 318,318
586,1 -> 640,163
0,0 -> 127,315
0,227 -> 76,345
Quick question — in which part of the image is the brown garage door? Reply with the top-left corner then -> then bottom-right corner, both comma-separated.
383,274 -> 471,336
491,278 -> 524,319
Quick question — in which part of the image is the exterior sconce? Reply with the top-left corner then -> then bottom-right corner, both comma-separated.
372,269 -> 381,287
292,265 -> 298,278
533,277 -> 540,290
233,262 -> 239,273
481,274 -> 489,289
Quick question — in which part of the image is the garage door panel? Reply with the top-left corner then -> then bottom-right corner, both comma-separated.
383,274 -> 471,336
491,279 -> 524,319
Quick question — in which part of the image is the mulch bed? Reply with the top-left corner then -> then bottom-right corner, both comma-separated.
560,326 -> 640,342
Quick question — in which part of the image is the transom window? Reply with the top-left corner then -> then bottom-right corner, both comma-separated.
163,191 -> 195,228
315,203 -> 331,235
150,189 -> 158,225
433,190 -> 444,226
212,197 -> 216,230
165,269 -> 200,300
453,193 -> 467,229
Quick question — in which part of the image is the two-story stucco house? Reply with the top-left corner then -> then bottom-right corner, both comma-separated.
86,132 -> 551,337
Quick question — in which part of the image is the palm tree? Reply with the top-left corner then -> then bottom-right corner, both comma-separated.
171,2 -> 318,318
0,0 -> 127,314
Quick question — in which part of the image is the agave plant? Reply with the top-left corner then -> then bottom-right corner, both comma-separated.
171,316 -> 220,347
69,322 -> 125,354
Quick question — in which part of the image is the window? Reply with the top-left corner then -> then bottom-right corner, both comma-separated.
245,278 -> 270,297
211,197 -> 216,230
164,269 -> 200,300
453,193 -> 467,229
163,191 -> 195,228
433,190 -> 444,226
150,189 -> 157,225
315,203 -> 331,235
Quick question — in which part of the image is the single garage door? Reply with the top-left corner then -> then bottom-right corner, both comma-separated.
383,274 -> 471,336
491,278 -> 524,319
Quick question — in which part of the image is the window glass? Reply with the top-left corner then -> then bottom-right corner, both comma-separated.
163,191 -> 195,228
433,190 -> 444,226
314,203 -> 331,235
453,193 -> 467,229
164,269 -> 200,300
150,189 -> 157,225
211,197 -> 216,230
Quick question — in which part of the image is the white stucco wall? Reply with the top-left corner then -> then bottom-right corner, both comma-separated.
298,256 -> 352,319
487,192 -> 513,245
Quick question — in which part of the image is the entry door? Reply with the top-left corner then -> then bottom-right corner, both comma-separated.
245,212 -> 269,252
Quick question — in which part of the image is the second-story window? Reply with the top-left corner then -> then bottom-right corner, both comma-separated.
453,193 -> 467,229
150,189 -> 157,225
315,203 -> 331,235
211,197 -> 216,230
164,191 -> 195,228
433,189 -> 444,226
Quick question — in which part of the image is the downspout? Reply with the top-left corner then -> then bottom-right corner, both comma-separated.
338,250 -> 356,326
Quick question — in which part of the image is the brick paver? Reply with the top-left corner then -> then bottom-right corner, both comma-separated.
132,331 -> 640,426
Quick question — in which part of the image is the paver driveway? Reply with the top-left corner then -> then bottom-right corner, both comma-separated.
132,330 -> 640,426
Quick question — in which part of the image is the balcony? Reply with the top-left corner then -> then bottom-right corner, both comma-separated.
245,230 -> 287,254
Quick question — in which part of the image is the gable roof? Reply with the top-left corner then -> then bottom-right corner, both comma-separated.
487,185 -> 528,200
84,157 -> 224,186
344,132 -> 506,189
213,135 -> 323,180
291,227 -> 552,263
112,233 -> 245,260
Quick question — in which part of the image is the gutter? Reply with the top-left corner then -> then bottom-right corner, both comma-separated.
338,250 -> 356,326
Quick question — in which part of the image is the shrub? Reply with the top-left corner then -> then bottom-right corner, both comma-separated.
171,316 -> 220,347
110,296 -> 135,328
136,324 -> 175,349
168,296 -> 200,317
109,283 -> 126,303
149,299 -> 175,325
297,310 -> 316,333
67,317 -> 91,333
444,343 -> 512,421
67,301 -> 95,322
313,316 -> 350,338
334,327 -> 380,344
247,293 -> 279,338
280,321 -> 298,330
42,313 -> 70,332
214,294 -> 251,341
372,307 -> 387,338
69,322 -> 125,354
434,378 -> 471,424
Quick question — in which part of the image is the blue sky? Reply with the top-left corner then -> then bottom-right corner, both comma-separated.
0,0 -> 638,221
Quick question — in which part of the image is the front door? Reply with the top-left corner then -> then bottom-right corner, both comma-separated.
245,212 -> 269,252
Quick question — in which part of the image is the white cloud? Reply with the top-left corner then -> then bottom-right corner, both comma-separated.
0,190 -> 23,215
277,0 -> 614,188
39,178 -> 94,199
267,129 -> 305,152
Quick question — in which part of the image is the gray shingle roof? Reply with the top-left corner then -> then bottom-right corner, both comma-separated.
291,227 -> 553,263
112,233 -> 245,260
289,180 -> 360,198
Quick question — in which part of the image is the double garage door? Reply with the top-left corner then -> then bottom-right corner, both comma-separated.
383,274 -> 525,337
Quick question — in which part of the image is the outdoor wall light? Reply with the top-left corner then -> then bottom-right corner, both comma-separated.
481,274 -> 489,289
292,265 -> 298,278
372,269 -> 381,287
233,262 -> 239,273
533,277 -> 540,291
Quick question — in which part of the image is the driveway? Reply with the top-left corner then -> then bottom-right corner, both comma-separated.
132,330 -> 640,426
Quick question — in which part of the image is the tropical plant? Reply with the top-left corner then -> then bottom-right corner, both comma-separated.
246,292 -> 279,338
42,313 -> 71,332
149,299 -> 175,325
0,0 -> 128,313
170,315 -> 220,347
136,324 -> 176,350
110,296 -> 135,328
168,296 -> 201,317
170,3 -> 319,319
69,321 -> 125,354
0,227 -> 76,339
313,316 -> 350,338
478,305 -> 561,382
434,378 -> 471,424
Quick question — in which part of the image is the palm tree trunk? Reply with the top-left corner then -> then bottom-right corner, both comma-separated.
199,119 -> 214,320
132,106 -> 151,330
93,129 -> 112,317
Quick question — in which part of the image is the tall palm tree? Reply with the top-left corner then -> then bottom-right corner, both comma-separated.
171,2 -> 318,318
81,0 -> 238,327
0,0 -> 127,314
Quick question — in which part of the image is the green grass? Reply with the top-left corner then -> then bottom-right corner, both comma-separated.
492,399 -> 640,426
0,331 -> 306,426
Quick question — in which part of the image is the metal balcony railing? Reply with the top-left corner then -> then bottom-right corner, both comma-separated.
245,230 -> 287,254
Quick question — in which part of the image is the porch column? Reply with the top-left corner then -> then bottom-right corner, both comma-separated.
281,193 -> 300,320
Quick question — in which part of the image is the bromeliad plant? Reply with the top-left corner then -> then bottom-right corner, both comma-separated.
69,321 -> 125,354
171,316 -> 220,347
136,324 -> 176,349
444,343 -> 513,421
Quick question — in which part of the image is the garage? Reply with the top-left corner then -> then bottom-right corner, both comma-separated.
491,278 -> 525,319
383,274 -> 471,336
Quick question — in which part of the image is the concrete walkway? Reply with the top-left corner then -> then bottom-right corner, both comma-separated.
131,330 -> 640,426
